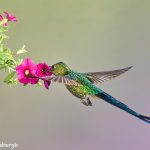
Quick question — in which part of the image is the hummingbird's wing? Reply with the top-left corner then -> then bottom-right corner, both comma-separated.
50,75 -> 78,85
83,66 -> 132,84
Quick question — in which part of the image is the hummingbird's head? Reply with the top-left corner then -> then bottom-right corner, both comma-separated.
50,62 -> 71,76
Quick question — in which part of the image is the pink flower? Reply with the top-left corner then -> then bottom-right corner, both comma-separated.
16,58 -> 39,84
0,12 -> 17,26
4,11 -> 17,22
36,63 -> 52,89
36,63 -> 52,77
16,58 -> 53,89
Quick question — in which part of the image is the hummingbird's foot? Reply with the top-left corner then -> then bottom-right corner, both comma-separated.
80,98 -> 92,106
87,97 -> 92,106
80,99 -> 89,106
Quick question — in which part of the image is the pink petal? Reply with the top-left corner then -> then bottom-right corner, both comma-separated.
16,65 -> 26,77
22,58 -> 33,66
0,15 -> 3,21
37,63 -> 45,68
27,59 -> 37,71
44,80 -> 51,89
28,78 -> 39,84
3,23 -> 7,26
16,64 -> 25,71
17,74 -> 25,80
18,77 -> 29,84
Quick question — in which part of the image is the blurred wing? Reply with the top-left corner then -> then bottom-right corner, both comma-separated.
84,66 -> 132,84
50,75 -> 78,85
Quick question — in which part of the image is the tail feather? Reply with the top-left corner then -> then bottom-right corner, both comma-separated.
138,115 -> 150,123
96,92 -> 150,124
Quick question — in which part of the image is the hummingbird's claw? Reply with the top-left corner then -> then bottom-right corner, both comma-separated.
80,98 -> 92,106
80,99 -> 89,106
87,97 -> 92,106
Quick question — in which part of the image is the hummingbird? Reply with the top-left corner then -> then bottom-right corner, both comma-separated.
46,62 -> 150,123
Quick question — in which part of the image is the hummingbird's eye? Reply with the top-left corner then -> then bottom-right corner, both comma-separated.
52,65 -> 56,70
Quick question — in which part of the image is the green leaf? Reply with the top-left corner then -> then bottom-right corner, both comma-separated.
0,26 -> 8,32
0,33 -> 8,39
4,71 -> 16,83
0,44 -> 3,52
2,26 -> 8,31
17,59 -> 23,65
3,48 -> 11,53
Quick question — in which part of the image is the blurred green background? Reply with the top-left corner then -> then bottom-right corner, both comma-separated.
0,0 -> 150,150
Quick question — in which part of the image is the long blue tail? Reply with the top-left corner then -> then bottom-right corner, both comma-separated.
96,92 -> 150,123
